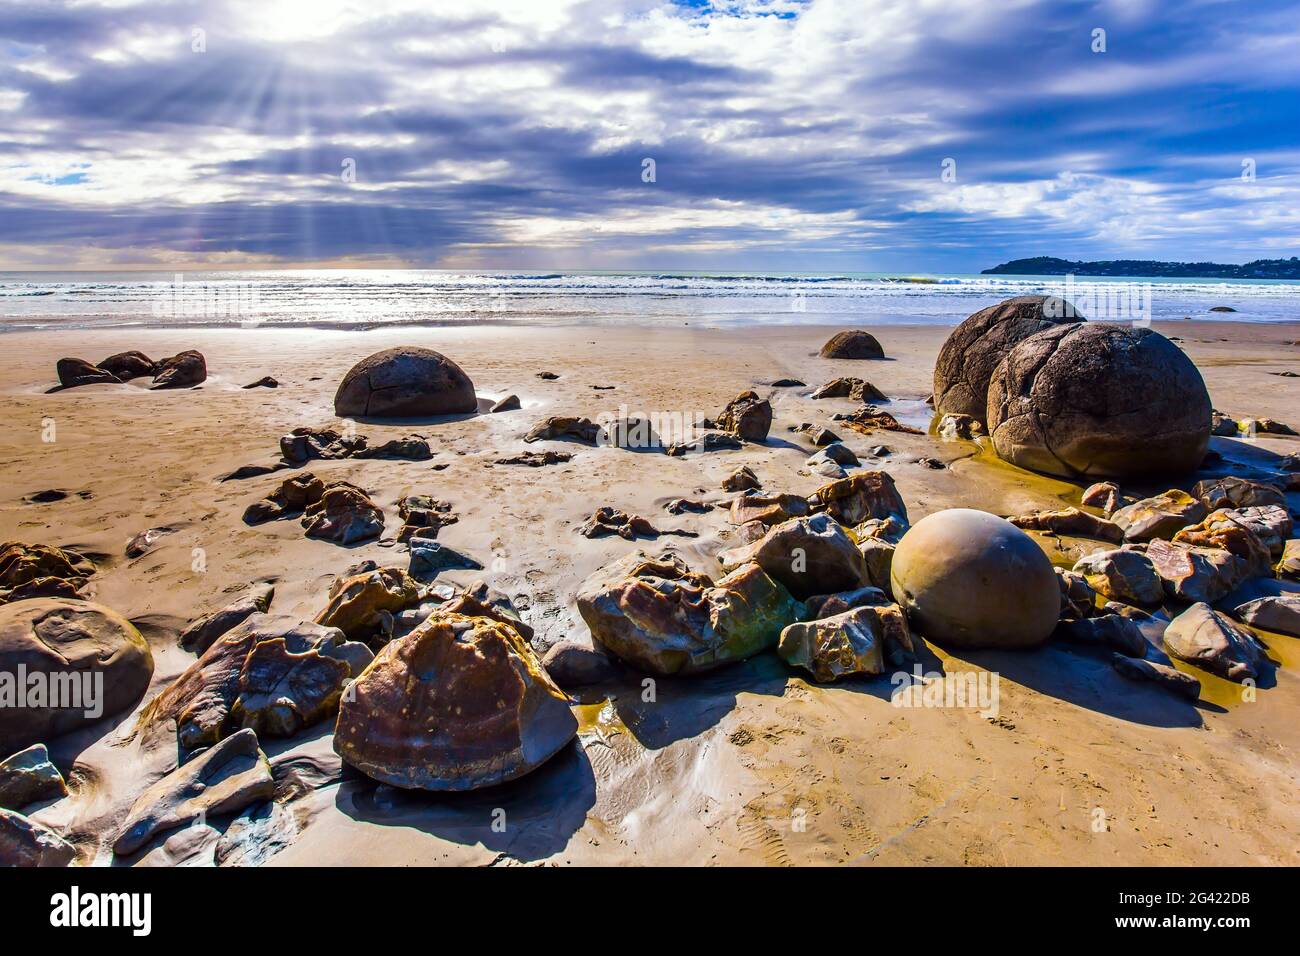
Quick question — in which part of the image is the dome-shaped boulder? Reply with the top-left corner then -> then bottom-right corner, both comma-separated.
934,296 -> 1083,424
819,330 -> 884,359
986,324 -> 1211,479
334,347 -> 477,418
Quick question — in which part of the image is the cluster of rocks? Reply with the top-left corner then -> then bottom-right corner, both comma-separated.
243,473 -> 385,545
50,349 -> 207,392
0,541 -> 96,605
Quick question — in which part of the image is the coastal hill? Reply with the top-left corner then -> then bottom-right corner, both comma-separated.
982,256 -> 1300,280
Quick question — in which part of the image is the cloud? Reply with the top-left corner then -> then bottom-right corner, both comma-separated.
0,0 -> 1297,270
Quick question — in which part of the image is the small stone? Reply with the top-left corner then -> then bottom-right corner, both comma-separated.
797,424 -> 844,447
490,394 -> 521,413
524,416 -> 601,445
717,390 -> 772,442
770,378 -> 805,387
937,414 -> 984,441
494,450 -> 573,467
811,377 -> 888,402
409,540 -> 484,577
665,498 -> 713,515
721,465 -> 761,492
1055,567 -> 1097,621
125,526 -> 174,558
243,376 -> 278,389
541,639 -> 624,688
1056,613 -> 1146,657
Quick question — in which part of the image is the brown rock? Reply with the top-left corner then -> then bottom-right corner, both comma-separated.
541,639 -> 623,688
807,471 -> 907,526
803,585 -> 890,619
54,357 -> 120,390
839,409 -> 923,435
729,493 -> 811,527
717,390 -> 772,442
179,583 -> 275,654
300,483 -> 384,545
1055,567 -> 1097,620
1163,602 -> 1268,681
0,744 -> 67,811
721,465 -> 761,492
1146,539 -> 1247,604
524,416 -> 601,445
1111,490 -> 1206,543
1173,509 -> 1275,576
811,377 -> 888,401
1056,613 -> 1146,657
778,603 -> 912,681
577,507 -> 667,540
0,808 -> 75,866
1072,548 -> 1163,606
1010,507 -> 1123,542
242,472 -> 326,524
334,612 -> 576,790
489,394 -> 521,413
1193,476 -> 1287,511
720,513 -> 869,600
334,347 -> 476,418
96,350 -> 156,380
314,567 -> 421,642
151,350 -> 207,389
820,330 -> 884,360
1110,653 -> 1201,700
0,542 -> 94,604
1080,481 -> 1124,514
937,413 -> 983,440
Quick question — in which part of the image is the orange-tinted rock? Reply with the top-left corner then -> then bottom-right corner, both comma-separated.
1193,476 -> 1287,511
0,542 -> 94,605
334,612 -> 576,790
1111,490 -> 1205,543
1009,507 -> 1123,542
1173,509 -> 1276,575
729,493 -> 810,527
717,390 -> 772,442
1146,539 -> 1248,604
807,471 -> 907,526
720,513 -> 869,600
314,567 -> 420,642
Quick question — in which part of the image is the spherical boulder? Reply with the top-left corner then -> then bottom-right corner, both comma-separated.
334,346 -> 477,418
934,296 -> 1083,424
890,509 -> 1059,649
986,324 -> 1211,479
0,598 -> 154,750
820,330 -> 884,360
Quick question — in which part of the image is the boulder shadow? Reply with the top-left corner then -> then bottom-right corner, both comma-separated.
333,740 -> 595,863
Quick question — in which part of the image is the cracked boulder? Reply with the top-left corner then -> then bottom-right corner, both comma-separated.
778,603 -> 912,681
1146,539 -> 1247,604
934,295 -> 1083,424
315,567 -> 421,642
0,542 -> 95,605
1193,476 -> 1287,511
1072,548 -> 1163,606
719,513 -> 869,600
1009,507 -> 1123,542
1111,489 -> 1206,543
986,324 -> 1211,479
820,329 -> 884,359
577,551 -> 802,675
334,347 -> 477,418
334,612 -> 576,791
807,471 -> 907,526
301,483 -> 384,545
1173,508 -> 1282,573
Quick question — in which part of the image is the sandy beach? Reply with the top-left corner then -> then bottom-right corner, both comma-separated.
1,319 -> 1296,866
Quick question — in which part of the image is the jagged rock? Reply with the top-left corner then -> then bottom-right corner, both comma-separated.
856,537 -> 896,592
851,515 -> 909,544
937,414 -> 984,440
934,295 -> 1083,423
1173,509 -> 1275,576
820,330 -> 884,359
717,390 -> 772,442
0,744 -> 67,810
577,552 -> 802,675
778,603 -> 912,681
1194,476 -> 1287,511
1056,567 -> 1097,621
179,583 -> 274,654
334,612 -> 576,790
541,639 -> 623,688
987,325 -> 1211,479
409,540 -> 484,577
1146,539 -> 1247,604
807,471 -> 907,526
1072,548 -> 1163,606
1110,490 -> 1206,543
1056,613 -> 1146,657
1212,506 -> 1291,557
1111,653 -> 1201,700
1243,417 -> 1298,435
334,347 -> 477,418
720,513 -> 869,600
489,394 -> 521,413
721,465 -> 761,492
891,509 -> 1059,649
838,409 -> 923,435
395,495 -> 456,543
0,542 -> 94,604
524,416 -> 601,445
578,507 -> 667,540
0,808 -> 75,866
449,582 -> 534,641
113,728 -> 275,856
665,498 -> 713,515
495,450 -> 573,467
1231,595 -> 1300,637
796,424 -> 844,448
355,436 -> 432,461
1009,508 -> 1123,542
1280,540 -> 1300,580
810,442 -> 858,467
0,598 -> 153,751
811,378 -> 888,401
665,432 -> 743,456
151,350 -> 207,389
242,472 -> 325,524
136,614 -> 371,752
804,586 -> 889,618
729,493 -> 810,527
54,357 -> 120,390
1080,481 -> 1125,514
279,427 -> 362,464
315,568 -> 420,642
124,526 -> 173,558
301,484 -> 384,545
1163,602 -> 1268,681
97,350 -> 156,380
1210,410 -> 1238,436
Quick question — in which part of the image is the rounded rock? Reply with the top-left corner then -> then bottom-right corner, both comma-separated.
334,346 -> 477,419
890,508 -> 1059,649
986,324 -> 1211,479
934,296 -> 1083,424
820,330 -> 884,360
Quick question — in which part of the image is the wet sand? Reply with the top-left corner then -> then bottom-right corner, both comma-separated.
3,319 -> 1299,866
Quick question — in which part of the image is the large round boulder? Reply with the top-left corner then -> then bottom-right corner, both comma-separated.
97,351 -> 156,380
334,611 -> 575,790
934,296 -> 1083,424
820,330 -> 884,359
0,598 -> 154,750
150,350 -> 207,389
890,509 -> 1059,649
334,347 -> 477,418
986,324 -> 1211,479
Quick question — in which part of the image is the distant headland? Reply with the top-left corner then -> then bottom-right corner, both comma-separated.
982,256 -> 1300,280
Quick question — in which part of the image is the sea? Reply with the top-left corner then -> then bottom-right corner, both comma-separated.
0,269 -> 1296,331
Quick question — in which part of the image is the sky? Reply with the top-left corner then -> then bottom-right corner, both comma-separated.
1,0 -> 1298,273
